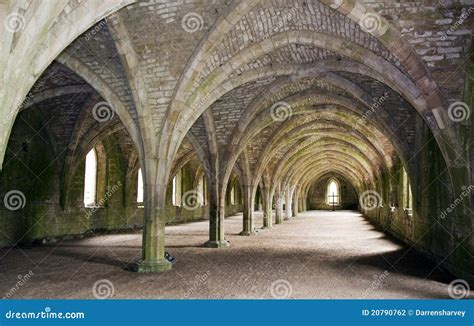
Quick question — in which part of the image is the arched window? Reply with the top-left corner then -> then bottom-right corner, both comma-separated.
326,179 -> 340,205
172,170 -> 181,206
197,175 -> 205,206
172,175 -> 177,206
230,184 -> 236,205
137,168 -> 144,204
83,148 -> 97,207
402,168 -> 412,213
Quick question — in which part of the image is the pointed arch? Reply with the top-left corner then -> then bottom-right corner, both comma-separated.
83,148 -> 98,207
137,168 -> 144,205
326,178 -> 340,206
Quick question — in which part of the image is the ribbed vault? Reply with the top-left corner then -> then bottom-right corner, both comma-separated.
1,0 -> 471,278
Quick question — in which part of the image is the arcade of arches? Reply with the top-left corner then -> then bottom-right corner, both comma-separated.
0,0 -> 473,298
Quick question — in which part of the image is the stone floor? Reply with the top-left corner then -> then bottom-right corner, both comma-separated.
0,210 -> 463,299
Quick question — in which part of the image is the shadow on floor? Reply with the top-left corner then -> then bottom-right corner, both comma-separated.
49,249 -> 136,271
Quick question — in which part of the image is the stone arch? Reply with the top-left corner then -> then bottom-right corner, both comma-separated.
0,0 -> 135,169
326,177 -> 340,206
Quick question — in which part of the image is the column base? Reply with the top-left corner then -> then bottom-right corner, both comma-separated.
261,225 -> 272,229
204,240 -> 230,248
275,220 -> 283,225
131,259 -> 172,273
284,217 -> 291,221
239,230 -> 258,236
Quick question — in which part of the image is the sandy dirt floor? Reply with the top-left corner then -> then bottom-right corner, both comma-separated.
0,210 -> 465,299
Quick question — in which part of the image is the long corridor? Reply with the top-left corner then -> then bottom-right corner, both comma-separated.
1,0 -> 473,306
0,211 -> 461,299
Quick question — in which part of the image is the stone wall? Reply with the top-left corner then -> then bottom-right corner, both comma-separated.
0,109 -> 243,248
367,0 -> 473,103
363,117 -> 473,282
308,174 -> 358,210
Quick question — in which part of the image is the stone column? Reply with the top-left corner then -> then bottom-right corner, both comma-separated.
292,189 -> 298,217
285,188 -> 292,220
275,192 -> 283,224
262,188 -> 272,229
302,192 -> 308,211
240,185 -> 256,235
137,159 -> 172,272
205,178 -> 229,247
275,187 -> 283,224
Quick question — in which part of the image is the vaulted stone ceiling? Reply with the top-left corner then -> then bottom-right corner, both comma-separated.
39,1 -> 452,199
1,0 -> 472,272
